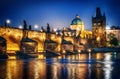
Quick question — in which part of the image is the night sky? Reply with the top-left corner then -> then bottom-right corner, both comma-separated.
0,0 -> 120,30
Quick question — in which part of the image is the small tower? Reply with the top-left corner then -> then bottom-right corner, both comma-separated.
92,7 -> 106,47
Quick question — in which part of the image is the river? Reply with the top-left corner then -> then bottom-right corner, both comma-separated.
0,52 -> 120,79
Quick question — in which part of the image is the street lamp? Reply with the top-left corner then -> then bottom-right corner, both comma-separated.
6,19 -> 11,26
34,24 -> 38,30
53,28 -> 57,32
19,25 -> 23,29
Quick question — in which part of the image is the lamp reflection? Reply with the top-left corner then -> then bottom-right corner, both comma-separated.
103,53 -> 113,79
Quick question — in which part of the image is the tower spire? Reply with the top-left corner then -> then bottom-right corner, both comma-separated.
96,7 -> 102,17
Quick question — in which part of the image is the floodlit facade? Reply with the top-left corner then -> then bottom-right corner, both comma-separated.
106,29 -> 120,46
106,29 -> 120,41
70,15 -> 84,31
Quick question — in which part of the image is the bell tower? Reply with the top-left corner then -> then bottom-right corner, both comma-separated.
92,7 -> 106,47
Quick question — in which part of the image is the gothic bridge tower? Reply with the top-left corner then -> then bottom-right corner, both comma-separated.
92,7 -> 106,47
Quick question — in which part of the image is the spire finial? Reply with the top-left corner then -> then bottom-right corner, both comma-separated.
96,7 -> 102,17
75,14 -> 79,18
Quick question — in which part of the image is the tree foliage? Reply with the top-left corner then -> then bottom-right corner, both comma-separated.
110,37 -> 119,46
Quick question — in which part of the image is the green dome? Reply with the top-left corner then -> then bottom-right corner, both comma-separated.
71,15 -> 83,25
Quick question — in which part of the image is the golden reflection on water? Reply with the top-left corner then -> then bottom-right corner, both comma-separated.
96,53 -> 104,60
6,60 -> 23,79
0,53 -> 117,79
28,60 -> 46,79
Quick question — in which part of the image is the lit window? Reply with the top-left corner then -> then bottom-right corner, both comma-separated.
98,23 -> 101,25
94,23 -> 96,26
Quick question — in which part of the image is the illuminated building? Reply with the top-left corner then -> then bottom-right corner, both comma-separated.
106,28 -> 120,46
106,27 -> 120,41
70,14 -> 84,31
92,7 -> 106,47
108,30 -> 120,41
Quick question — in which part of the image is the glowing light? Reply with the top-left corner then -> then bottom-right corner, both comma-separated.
8,56 -> 16,59
40,29 -> 43,32
78,50 -> 81,53
34,24 -> 38,29
56,32 -> 58,35
96,36 -> 100,41
53,28 -> 57,32
63,50 -> 66,54
60,32 -> 63,35
106,26 -> 110,30
19,25 -> 22,29
6,19 -> 11,24
104,53 -> 112,61
88,48 -> 91,53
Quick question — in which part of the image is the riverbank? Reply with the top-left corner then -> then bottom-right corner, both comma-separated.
92,47 -> 120,52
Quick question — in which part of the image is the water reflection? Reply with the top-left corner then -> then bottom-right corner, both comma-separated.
103,53 -> 113,79
0,52 -> 120,79
6,60 -> 23,79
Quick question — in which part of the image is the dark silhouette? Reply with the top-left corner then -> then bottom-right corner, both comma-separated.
41,26 -> 45,32
4,22 -> 7,26
47,23 -> 50,33
29,25 -> 31,30
110,37 -> 119,46
111,26 -> 120,29
23,20 -> 27,30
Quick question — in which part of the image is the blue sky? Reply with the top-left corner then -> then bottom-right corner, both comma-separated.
0,0 -> 120,30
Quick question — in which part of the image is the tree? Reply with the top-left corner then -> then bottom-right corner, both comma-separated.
110,37 -> 119,46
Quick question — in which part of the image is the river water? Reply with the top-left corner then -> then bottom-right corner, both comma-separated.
0,52 -> 120,79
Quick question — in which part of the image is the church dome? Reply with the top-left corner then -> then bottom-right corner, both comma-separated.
71,15 -> 83,25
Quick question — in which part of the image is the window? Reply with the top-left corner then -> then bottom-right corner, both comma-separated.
98,23 -> 101,25
94,23 -> 96,26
